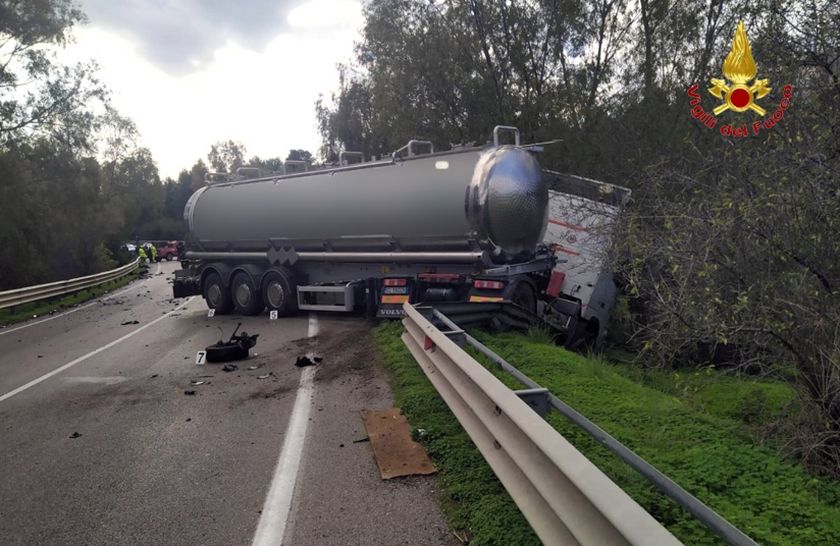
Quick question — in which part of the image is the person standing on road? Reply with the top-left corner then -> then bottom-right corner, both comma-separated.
137,246 -> 147,265
150,244 -> 158,263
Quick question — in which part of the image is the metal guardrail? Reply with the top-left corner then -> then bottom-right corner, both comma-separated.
428,308 -> 759,546
401,302 -> 682,546
0,258 -> 140,310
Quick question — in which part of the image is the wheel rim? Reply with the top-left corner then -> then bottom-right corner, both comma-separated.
235,283 -> 252,307
266,280 -> 284,308
207,284 -> 221,307
513,284 -> 536,313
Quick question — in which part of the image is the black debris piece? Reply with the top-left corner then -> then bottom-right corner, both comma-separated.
205,322 -> 259,362
37,355 -> 43,358
121,320 -> 140,325
352,437 -> 370,444
150,374 -> 159,378
186,418 -> 192,422
184,390 -> 196,395
69,432 -> 82,439
295,355 -> 322,368
222,363 -> 238,372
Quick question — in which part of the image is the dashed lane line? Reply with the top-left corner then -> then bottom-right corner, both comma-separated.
0,296 -> 193,403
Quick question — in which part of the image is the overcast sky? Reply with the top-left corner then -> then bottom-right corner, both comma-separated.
68,0 -> 363,178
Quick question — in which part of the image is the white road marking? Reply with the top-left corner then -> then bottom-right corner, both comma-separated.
0,268 -> 154,337
252,314 -> 318,546
0,298 -> 193,403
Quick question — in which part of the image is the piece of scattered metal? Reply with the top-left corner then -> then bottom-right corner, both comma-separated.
205,323 -> 259,362
121,320 -> 140,325
222,363 -> 238,372
69,432 -> 82,439
184,390 -> 197,395
257,373 -> 271,379
190,380 -> 205,386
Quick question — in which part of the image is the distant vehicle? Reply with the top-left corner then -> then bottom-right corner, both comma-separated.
156,241 -> 181,261
123,242 -> 137,253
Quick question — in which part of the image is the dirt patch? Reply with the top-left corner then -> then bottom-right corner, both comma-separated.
310,321 -> 381,384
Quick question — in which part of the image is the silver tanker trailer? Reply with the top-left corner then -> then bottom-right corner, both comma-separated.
172,126 -> 621,347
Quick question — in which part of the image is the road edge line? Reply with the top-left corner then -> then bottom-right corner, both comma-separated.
251,314 -> 318,546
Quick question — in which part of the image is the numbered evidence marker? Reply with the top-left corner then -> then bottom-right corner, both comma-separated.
207,309 -> 215,318
269,310 -> 278,320
196,350 -> 207,365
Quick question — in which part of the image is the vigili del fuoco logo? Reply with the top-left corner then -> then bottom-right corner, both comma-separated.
687,21 -> 793,138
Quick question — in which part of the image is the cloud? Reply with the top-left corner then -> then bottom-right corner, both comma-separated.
64,2 -> 363,178
79,0 -> 347,74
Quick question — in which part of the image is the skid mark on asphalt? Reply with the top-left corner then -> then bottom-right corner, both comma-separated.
0,297 -> 193,403
251,314 -> 318,546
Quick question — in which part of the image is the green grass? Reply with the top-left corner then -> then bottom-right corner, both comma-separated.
373,322 -> 840,546
0,267 -> 143,327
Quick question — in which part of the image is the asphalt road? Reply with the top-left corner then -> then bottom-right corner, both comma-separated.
0,261 -> 455,545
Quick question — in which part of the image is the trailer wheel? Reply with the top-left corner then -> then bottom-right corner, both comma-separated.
504,278 -> 537,314
261,268 -> 297,316
203,271 -> 233,314
231,271 -> 264,316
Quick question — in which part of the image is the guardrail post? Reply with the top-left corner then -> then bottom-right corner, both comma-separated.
514,388 -> 551,418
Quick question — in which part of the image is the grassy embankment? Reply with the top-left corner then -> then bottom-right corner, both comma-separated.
372,322 -> 840,546
0,267 -> 143,327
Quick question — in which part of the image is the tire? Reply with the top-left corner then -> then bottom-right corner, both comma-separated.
231,271 -> 264,316
166,254 -> 174,261
203,271 -> 233,314
504,277 -> 537,314
261,268 -> 297,316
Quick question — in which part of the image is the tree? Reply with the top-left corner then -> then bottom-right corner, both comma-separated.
286,149 -> 313,162
0,0 -> 107,149
207,140 -> 246,173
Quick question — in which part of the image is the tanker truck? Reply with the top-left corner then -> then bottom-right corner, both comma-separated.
172,126 -> 623,347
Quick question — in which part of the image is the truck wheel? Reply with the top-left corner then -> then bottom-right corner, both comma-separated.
504,278 -> 537,314
231,271 -> 264,316
261,268 -> 297,316
203,271 -> 233,314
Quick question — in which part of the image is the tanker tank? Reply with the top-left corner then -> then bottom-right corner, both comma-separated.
184,145 -> 548,265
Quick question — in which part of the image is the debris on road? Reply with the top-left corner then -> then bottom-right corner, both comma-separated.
190,380 -> 206,386
150,374 -> 159,378
361,408 -> 437,480
184,390 -> 196,396
222,363 -> 238,372
257,373 -> 271,379
121,320 -> 140,325
294,354 -> 322,367
69,432 -> 82,439
205,322 -> 259,362
352,437 -> 370,444
247,365 -> 259,370
37,355 -> 43,358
